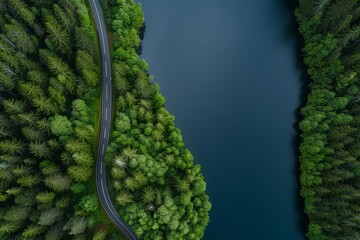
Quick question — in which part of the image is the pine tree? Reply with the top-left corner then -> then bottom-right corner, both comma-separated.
44,11 -> 71,54
2,99 -> 27,115
22,224 -> 44,238
44,174 -> 72,192
2,206 -> 30,223
116,191 -> 134,206
29,141 -> 50,158
0,139 -> 25,156
38,208 -> 63,226
17,174 -> 40,187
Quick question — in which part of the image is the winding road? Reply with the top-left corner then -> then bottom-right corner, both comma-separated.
89,1 -> 138,239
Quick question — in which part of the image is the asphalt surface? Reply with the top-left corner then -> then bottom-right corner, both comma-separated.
89,1 -> 138,239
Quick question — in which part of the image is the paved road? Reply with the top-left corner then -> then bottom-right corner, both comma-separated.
89,1 -> 138,239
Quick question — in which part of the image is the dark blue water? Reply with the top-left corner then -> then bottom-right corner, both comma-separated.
137,0 -> 306,239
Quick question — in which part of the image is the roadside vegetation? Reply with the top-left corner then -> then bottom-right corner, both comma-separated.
0,0 -> 116,239
0,0 -> 211,239
297,0 -> 360,239
101,0 -> 212,239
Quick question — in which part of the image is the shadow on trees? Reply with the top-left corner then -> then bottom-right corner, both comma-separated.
136,23 -> 146,55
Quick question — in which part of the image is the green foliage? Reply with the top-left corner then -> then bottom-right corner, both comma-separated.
45,223 -> 64,240
46,55 -> 76,93
63,216 -> 87,235
44,174 -> 72,192
297,1 -> 360,239
36,192 -> 56,204
44,9 -> 71,54
0,0 -> 102,237
93,229 -> 107,240
79,195 -> 99,213
2,206 -> 30,223
22,224 -> 44,238
70,183 -> 86,194
76,50 -> 99,86
38,208 -> 63,226
116,112 -> 131,132
50,115 -> 73,136
4,20 -> 38,54
105,0 -> 211,239
67,165 -> 92,182
0,0 -> 210,239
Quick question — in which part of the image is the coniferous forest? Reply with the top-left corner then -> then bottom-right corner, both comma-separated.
0,0 -> 108,238
0,0 -> 211,239
297,0 -> 360,239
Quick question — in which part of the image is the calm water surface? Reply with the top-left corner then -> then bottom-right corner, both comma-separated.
137,0 -> 306,239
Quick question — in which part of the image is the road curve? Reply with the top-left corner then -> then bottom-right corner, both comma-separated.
88,1 -> 138,239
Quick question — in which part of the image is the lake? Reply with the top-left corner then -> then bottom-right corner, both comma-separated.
137,0 -> 307,239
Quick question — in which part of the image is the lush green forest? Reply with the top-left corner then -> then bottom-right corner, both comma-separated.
0,0 -> 211,239
100,0 -> 211,239
297,0 -> 360,239
0,0 -> 117,239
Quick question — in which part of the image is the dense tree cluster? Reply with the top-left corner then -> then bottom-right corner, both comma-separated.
0,0 -> 211,238
101,0 -> 211,239
297,0 -> 360,239
0,0 -> 110,239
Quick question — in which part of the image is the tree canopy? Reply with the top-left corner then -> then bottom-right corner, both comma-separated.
102,0 -> 211,239
0,0 -> 106,238
297,0 -> 360,238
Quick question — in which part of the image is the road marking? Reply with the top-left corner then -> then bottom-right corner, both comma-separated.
100,162 -> 103,174
91,2 -> 138,239
101,179 -> 106,198
106,83 -> 108,102
100,179 -> 136,240
105,61 -> 108,77
104,127 -> 107,139
105,107 -> 108,121
93,0 -> 106,52
101,179 -> 113,217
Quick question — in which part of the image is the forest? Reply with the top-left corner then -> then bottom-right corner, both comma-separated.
297,0 -> 360,239
100,0 -> 211,239
0,0 -> 211,239
0,0 -> 120,239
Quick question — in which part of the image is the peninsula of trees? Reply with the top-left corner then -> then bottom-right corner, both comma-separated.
0,0 -> 211,239
102,0 -> 211,239
297,0 -> 360,239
